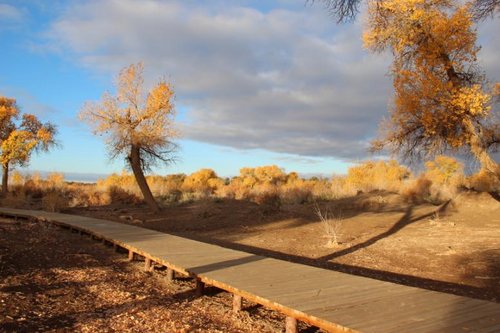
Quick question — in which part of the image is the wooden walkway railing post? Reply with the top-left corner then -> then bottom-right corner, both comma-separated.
195,279 -> 205,297
144,258 -> 152,271
128,250 -> 135,261
232,294 -> 242,312
166,267 -> 175,282
285,316 -> 298,333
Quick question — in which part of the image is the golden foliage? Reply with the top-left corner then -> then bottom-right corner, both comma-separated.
0,97 -> 19,130
7,162 -> 500,213
97,171 -> 139,195
182,169 -> 223,195
79,63 -> 177,165
1,130 -> 38,166
0,96 -> 57,193
364,0 -> 497,172
425,155 -> 463,186
47,172 -> 65,189
79,63 -> 177,211
346,160 -> 410,192
10,171 -> 24,186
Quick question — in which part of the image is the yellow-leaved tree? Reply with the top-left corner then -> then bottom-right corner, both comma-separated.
79,63 -> 178,212
364,0 -> 498,177
0,96 -> 57,194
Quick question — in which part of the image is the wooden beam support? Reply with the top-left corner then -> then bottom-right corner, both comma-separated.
232,294 -> 242,312
195,279 -> 205,297
128,250 -> 135,261
285,316 -> 298,333
144,258 -> 153,271
166,267 -> 175,282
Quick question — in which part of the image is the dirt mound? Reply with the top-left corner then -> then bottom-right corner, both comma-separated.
352,190 -> 407,211
453,191 -> 500,213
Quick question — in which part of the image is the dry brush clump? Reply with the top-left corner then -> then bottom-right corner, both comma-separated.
400,176 -> 433,204
400,156 -> 468,204
314,204 -> 343,248
466,169 -> 500,193
424,155 -> 465,201
42,190 -> 69,212
181,168 -> 224,200
345,160 -> 411,193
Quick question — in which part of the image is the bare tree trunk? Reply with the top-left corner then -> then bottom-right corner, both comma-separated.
2,163 -> 9,195
129,145 -> 160,212
463,118 -> 499,176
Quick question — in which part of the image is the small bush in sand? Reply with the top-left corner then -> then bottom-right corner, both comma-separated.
401,176 -> 432,204
314,204 -> 343,248
108,186 -> 142,205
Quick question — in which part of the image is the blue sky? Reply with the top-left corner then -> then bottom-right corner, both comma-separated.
0,0 -> 498,180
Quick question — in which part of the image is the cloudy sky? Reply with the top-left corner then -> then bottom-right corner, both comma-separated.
0,0 -> 498,179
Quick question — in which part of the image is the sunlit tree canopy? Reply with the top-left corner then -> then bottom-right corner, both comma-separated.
363,0 -> 498,174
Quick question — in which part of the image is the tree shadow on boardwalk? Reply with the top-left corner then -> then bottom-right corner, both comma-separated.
188,254 -> 263,274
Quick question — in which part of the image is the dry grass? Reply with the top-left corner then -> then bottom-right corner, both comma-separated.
42,191 -> 69,212
314,204 -> 343,248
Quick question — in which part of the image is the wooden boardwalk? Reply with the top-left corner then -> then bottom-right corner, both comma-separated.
1,207 -> 499,333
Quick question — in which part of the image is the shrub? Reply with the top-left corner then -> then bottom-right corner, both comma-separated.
315,204 -> 343,248
160,189 -> 182,205
108,186 -> 142,205
346,160 -> 410,193
281,185 -> 313,204
69,189 -> 110,207
425,155 -> 464,189
467,170 -> 500,193
97,171 -> 139,196
253,165 -> 287,185
42,191 -> 69,212
162,174 -> 186,195
46,172 -> 65,189
1,192 -> 28,208
23,180 -> 44,199
401,176 -> 432,203
330,176 -> 357,199
182,169 -> 223,196
10,170 -> 25,187
252,186 -> 281,212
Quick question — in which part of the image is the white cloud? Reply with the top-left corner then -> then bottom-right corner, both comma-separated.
42,0 -> 498,161
0,3 -> 24,28
0,3 -> 23,20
